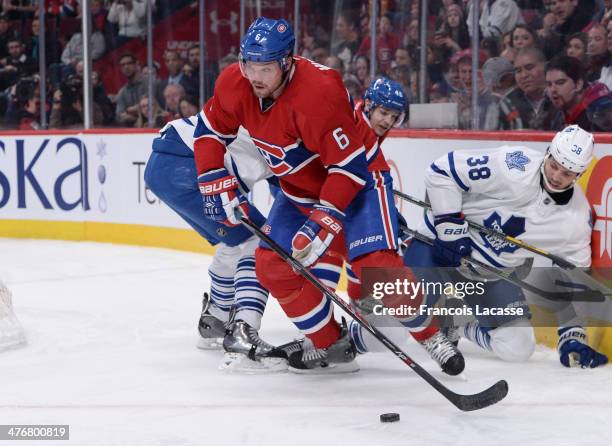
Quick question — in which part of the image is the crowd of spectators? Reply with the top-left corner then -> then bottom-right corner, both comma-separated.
297,0 -> 612,131
0,0 -> 611,131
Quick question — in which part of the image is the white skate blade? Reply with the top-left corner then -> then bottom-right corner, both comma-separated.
219,352 -> 288,374
196,337 -> 224,350
288,360 -> 360,375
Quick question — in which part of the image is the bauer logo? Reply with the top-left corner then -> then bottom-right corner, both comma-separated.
349,235 -> 383,250
0,137 -> 90,211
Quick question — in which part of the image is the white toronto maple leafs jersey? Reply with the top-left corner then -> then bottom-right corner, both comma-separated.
164,116 -> 272,191
422,146 -> 592,268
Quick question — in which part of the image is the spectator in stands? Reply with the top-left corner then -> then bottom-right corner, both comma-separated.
352,54 -> 372,90
91,69 -> 115,125
26,17 -> 61,66
162,83 -> 184,121
2,1 -> 37,21
324,55 -> 343,74
332,12 -> 360,70
436,4 -> 470,51
0,37 -> 36,90
91,0 -> 113,47
108,0 -> 147,47
218,53 -> 238,73
587,24 -> 611,82
343,77 -> 363,103
483,56 -> 516,96
601,21 -> 612,87
181,44 -> 201,99
115,53 -> 146,126
504,47 -> 561,129
0,13 -> 18,61
311,46 -> 329,65
159,49 -> 192,99
141,61 -> 165,110
604,0 -> 612,23
4,75 -> 39,129
566,32 -> 589,63
538,8 -> 562,59
467,0 -> 524,40
388,65 -> 413,101
451,49 -> 501,129
61,28 -> 106,68
134,94 -> 165,128
511,25 -> 539,50
179,95 -> 199,119
546,55 -> 612,130
402,18 -> 420,62
393,47 -> 412,70
50,75 -> 104,128
16,90 -> 40,129
542,0 -> 595,58
552,0 -> 596,41
357,14 -> 399,74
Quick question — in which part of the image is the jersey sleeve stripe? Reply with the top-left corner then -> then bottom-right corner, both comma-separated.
448,152 -> 470,192
195,111 -> 237,146
430,162 -> 449,177
334,147 -> 366,167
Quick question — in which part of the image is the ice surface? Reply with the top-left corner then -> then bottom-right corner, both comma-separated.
1,239 -> 610,446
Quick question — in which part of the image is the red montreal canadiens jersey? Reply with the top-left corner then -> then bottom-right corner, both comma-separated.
354,100 -> 390,172
193,57 -> 368,212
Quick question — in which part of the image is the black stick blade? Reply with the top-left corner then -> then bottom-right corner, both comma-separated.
450,380 -> 509,412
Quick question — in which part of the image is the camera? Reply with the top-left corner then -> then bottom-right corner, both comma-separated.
14,77 -> 37,102
59,75 -> 83,106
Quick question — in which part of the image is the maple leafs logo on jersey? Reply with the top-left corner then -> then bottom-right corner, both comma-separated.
505,150 -> 530,171
481,212 -> 526,255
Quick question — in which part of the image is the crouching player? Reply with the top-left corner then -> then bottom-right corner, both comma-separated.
404,125 -> 608,368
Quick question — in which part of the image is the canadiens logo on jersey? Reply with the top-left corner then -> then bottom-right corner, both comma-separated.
505,150 -> 530,171
250,136 -> 317,177
481,212 -> 526,255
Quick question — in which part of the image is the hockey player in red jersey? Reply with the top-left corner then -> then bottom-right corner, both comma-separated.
194,17 -> 463,374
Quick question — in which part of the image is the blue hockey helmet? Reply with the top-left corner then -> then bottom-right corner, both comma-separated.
239,17 -> 295,72
364,77 -> 407,126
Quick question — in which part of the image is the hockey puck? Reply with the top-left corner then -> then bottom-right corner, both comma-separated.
380,413 -> 400,423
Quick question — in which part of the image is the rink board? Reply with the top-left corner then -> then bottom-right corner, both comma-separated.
0,129 -> 611,354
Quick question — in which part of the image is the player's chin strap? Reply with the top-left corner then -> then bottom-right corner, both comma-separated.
238,215 -> 509,412
540,152 -> 578,193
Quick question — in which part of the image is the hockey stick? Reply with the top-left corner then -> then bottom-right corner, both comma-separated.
393,189 -> 612,295
239,216 -> 508,412
401,226 -> 605,303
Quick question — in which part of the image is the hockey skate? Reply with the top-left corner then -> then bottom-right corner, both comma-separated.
196,293 -> 227,350
220,320 -> 291,373
288,319 -> 359,374
419,331 -> 465,376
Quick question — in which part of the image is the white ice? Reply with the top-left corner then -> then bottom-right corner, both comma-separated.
1,238 -> 610,446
